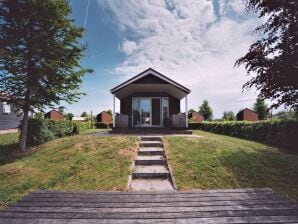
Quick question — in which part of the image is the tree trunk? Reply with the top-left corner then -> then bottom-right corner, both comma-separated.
19,109 -> 29,152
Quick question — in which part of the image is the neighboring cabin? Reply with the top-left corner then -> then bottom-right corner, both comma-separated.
0,101 -> 22,132
236,108 -> 258,121
96,111 -> 112,123
192,112 -> 204,123
44,109 -> 64,121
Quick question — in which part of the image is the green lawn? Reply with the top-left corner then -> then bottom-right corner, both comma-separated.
164,130 -> 298,200
0,134 -> 137,208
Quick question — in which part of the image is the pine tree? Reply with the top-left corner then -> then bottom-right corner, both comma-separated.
253,98 -> 268,120
0,0 -> 92,151
199,100 -> 213,121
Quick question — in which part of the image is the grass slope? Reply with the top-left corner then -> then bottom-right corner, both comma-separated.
165,130 -> 298,200
0,134 -> 137,208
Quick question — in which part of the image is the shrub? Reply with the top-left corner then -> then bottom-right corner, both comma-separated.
189,120 -> 298,151
95,122 -> 107,129
27,119 -> 92,146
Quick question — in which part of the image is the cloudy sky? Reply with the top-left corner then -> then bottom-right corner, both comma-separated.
67,0 -> 263,118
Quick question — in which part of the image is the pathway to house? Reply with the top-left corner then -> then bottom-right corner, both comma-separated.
129,136 -> 175,191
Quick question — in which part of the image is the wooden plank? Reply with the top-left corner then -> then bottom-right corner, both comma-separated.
19,194 -> 286,203
1,216 -> 298,224
1,209 -> 298,219
12,199 -> 293,208
32,188 -> 274,194
27,191 -> 279,199
4,204 -> 298,213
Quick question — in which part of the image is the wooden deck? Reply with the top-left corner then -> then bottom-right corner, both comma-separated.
1,188 -> 298,223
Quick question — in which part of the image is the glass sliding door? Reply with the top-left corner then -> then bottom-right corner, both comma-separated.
140,98 -> 151,126
132,97 -> 140,126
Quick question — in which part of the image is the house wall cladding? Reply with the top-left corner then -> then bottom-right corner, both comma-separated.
45,110 -> 64,120
97,112 -> 112,123
237,109 -> 258,121
0,102 -> 22,130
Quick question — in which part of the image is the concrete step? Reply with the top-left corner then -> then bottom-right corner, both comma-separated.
140,141 -> 163,148
135,155 -> 165,165
132,165 -> 169,179
130,179 -> 174,191
138,147 -> 164,156
140,136 -> 162,142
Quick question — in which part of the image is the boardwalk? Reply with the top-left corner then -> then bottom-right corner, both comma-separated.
1,188 -> 298,223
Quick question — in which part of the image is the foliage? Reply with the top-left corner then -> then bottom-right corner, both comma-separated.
27,119 -> 92,146
81,112 -> 88,117
64,113 -> 74,120
222,111 -> 235,121
189,120 -> 298,151
198,100 -> 213,121
0,0 -> 92,151
253,98 -> 268,120
165,131 -> 298,200
95,122 -> 112,129
188,108 -> 196,119
0,135 -> 137,208
236,0 -> 298,109
34,112 -> 44,120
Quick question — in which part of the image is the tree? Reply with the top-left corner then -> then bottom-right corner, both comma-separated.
235,1 -> 298,110
65,113 -> 74,120
222,111 -> 235,121
188,108 -> 196,119
0,0 -> 92,151
199,100 -> 213,120
253,98 -> 269,120
58,106 -> 66,114
81,111 -> 88,117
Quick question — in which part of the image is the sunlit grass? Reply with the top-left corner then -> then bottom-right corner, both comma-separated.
165,130 -> 298,200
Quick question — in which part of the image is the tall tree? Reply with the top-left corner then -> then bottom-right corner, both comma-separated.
253,98 -> 268,120
199,100 -> 213,121
222,111 -> 235,121
81,111 -> 88,117
235,1 -> 298,110
0,0 -> 92,152
106,109 -> 112,117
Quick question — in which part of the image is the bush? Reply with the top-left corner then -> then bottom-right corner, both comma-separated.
189,120 -> 298,151
94,122 -> 112,129
27,119 -> 92,146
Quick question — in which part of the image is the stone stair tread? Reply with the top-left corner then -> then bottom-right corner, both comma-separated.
130,179 -> 174,191
140,141 -> 162,144
133,165 -> 169,174
136,155 -> 164,161
139,147 -> 163,151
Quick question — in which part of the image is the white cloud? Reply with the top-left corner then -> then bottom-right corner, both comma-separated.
121,40 -> 137,55
97,0 -> 261,117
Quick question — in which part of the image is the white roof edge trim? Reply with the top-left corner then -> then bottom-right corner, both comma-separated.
110,69 -> 190,94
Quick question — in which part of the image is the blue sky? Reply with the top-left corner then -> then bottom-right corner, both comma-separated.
66,0 -> 262,118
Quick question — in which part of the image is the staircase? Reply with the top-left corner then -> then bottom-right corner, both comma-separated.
129,136 -> 175,191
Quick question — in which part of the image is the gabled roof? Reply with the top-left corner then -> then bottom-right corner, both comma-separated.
237,108 -> 257,115
110,68 -> 191,94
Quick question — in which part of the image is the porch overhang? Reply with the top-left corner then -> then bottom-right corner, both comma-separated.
110,68 -> 191,100
111,83 -> 189,100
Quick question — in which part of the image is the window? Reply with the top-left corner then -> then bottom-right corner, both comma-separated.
132,97 -> 140,127
162,97 -> 169,127
3,102 -> 11,114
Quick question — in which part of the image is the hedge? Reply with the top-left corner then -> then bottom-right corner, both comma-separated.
95,122 -> 112,129
189,120 -> 298,151
27,119 -> 92,146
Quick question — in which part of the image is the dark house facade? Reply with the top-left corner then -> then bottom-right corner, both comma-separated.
237,108 -> 258,121
96,111 -> 112,123
0,101 -> 22,131
110,68 -> 190,129
44,110 -> 64,121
